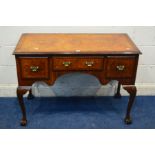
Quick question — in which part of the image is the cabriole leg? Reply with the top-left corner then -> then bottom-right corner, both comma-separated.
123,85 -> 137,124
17,86 -> 30,126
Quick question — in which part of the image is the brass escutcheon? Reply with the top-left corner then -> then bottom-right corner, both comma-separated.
30,66 -> 39,72
85,61 -> 94,67
116,65 -> 125,71
63,61 -> 71,67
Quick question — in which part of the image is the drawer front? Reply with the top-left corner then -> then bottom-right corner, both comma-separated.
105,57 -> 136,78
19,57 -> 49,79
53,57 -> 104,71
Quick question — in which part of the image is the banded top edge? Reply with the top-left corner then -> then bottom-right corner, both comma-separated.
14,33 -> 141,55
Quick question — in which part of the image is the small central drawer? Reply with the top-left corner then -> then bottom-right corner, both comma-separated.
53,57 -> 104,71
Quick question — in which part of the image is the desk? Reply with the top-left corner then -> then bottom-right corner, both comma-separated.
13,33 -> 141,126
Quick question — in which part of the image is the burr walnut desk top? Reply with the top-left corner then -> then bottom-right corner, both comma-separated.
14,33 -> 141,126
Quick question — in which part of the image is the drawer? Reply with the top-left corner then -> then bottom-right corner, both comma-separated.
105,57 -> 136,78
53,57 -> 104,71
19,57 -> 49,79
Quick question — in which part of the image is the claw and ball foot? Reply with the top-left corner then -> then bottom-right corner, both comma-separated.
20,119 -> 27,126
124,117 -> 132,124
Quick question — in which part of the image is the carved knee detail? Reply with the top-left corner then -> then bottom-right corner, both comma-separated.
17,87 -> 28,97
123,86 -> 137,96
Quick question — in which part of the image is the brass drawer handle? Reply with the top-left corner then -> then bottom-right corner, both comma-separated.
116,65 -> 125,71
30,66 -> 39,72
85,61 -> 94,67
63,61 -> 71,67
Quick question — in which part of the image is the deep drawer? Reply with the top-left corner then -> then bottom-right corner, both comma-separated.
105,57 -> 136,78
18,57 -> 49,79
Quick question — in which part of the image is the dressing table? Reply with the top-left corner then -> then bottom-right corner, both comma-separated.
13,33 -> 141,126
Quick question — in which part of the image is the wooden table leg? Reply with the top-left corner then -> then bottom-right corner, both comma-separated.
123,85 -> 137,124
17,86 -> 30,126
114,81 -> 121,98
27,88 -> 34,100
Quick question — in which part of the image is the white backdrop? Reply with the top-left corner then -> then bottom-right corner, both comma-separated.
0,26 -> 155,96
